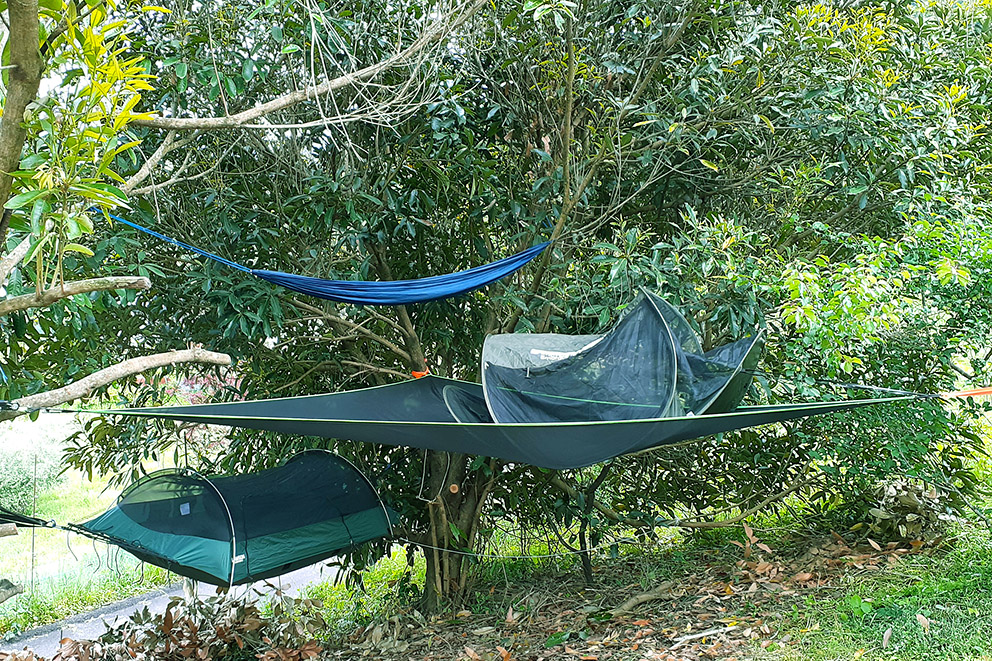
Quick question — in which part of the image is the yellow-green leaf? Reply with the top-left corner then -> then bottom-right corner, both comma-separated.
700,159 -> 720,172
63,243 -> 95,257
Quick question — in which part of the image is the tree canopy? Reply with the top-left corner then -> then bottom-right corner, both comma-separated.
3,0 -> 992,608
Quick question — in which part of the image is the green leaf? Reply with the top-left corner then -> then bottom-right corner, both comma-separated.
699,159 -> 720,172
5,189 -> 49,210
242,58 -> 255,81
175,62 -> 188,79
545,631 -> 570,647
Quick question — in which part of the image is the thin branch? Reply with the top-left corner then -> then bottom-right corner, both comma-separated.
122,131 -> 199,193
0,347 -> 232,421
0,275 -> 150,316
129,141 -> 238,195
39,0 -> 99,56
340,359 -> 409,380
610,581 -> 676,616
132,0 -> 487,131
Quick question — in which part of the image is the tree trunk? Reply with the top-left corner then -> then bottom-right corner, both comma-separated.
0,0 -> 43,247
419,452 -> 499,611
577,462 -> 612,585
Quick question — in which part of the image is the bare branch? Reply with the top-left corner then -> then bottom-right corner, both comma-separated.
0,275 -> 151,316
132,0 -> 486,131
341,359 -> 410,380
123,131 -> 199,193
610,581 -> 676,616
0,347 -> 232,421
129,140 -> 238,195
0,235 -> 31,288
0,579 -> 23,605
287,297 -> 412,363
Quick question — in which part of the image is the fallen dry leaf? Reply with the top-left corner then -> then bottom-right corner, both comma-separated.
464,645 -> 483,660
916,613 -> 930,633
882,627 -> 893,648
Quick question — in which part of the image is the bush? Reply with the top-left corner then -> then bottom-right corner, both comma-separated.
0,450 -> 60,514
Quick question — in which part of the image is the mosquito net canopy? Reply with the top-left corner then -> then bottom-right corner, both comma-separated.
481,291 -> 764,423
71,451 -> 393,586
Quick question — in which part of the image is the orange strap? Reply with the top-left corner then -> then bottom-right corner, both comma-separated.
942,386 -> 992,398
412,370 -> 429,379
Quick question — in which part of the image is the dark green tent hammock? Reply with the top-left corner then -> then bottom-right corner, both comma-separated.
67,451 -> 394,586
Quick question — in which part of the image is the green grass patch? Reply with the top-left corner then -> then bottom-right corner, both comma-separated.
767,524 -> 992,661
0,561 -> 173,638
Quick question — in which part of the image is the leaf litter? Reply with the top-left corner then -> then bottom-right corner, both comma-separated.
0,530 -> 945,661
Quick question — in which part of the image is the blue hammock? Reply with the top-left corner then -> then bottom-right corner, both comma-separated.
107,214 -> 549,306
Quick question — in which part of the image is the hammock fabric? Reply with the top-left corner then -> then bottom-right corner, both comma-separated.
69,451 -> 393,586
107,214 -> 549,306
0,505 -> 51,529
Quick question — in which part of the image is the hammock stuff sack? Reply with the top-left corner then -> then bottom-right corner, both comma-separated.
91,293 -> 916,469
68,451 -> 393,586
107,214 -> 549,306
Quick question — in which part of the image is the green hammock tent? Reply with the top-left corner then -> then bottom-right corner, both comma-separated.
69,451 -> 394,586
92,293 -> 916,469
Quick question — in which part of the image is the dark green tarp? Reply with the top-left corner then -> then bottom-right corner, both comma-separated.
95,377 -> 912,470
71,451 -> 393,586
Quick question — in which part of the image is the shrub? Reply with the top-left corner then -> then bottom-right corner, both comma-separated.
0,451 -> 60,514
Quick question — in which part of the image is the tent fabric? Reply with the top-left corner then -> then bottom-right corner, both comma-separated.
70,451 -> 393,586
107,213 -> 549,306
481,292 -> 764,423
93,376 -> 913,470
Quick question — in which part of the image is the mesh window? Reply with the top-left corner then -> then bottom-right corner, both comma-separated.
117,471 -> 231,541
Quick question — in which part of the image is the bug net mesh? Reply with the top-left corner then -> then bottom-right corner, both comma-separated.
481,291 -> 763,423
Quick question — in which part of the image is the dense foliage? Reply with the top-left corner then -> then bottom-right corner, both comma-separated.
4,0 -> 992,607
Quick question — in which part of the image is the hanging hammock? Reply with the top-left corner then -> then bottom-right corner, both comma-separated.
67,451 -> 394,586
107,213 -> 549,306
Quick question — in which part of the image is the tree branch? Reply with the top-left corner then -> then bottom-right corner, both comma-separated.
0,579 -> 23,605
340,360 -> 410,380
550,475 -> 651,529
0,347 -> 232,421
132,0 -> 486,131
0,235 -> 31,289
122,131 -> 199,193
0,0 -> 43,247
0,275 -> 151,316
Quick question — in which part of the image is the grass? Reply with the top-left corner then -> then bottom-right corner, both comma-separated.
0,562 -> 173,638
764,523 -> 992,660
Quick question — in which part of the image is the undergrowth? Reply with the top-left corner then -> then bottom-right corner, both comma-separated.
765,522 -> 992,661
